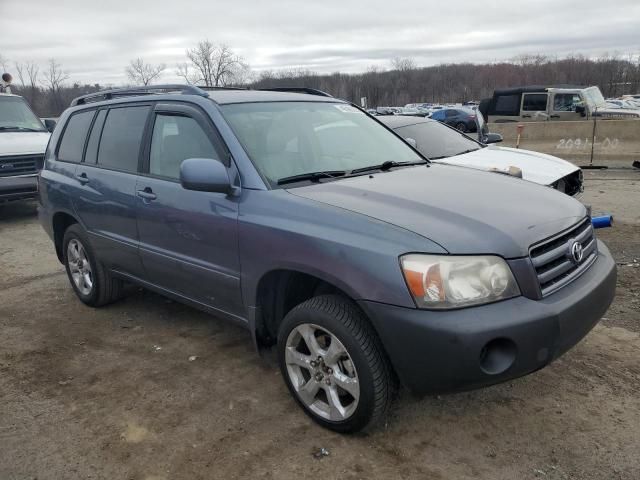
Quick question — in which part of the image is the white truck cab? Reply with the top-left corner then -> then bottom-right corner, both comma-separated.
481,85 -> 640,123
0,93 -> 52,203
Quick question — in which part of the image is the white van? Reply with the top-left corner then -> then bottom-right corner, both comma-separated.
0,93 -> 53,203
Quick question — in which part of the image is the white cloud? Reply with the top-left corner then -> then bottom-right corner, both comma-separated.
1,0 -> 638,84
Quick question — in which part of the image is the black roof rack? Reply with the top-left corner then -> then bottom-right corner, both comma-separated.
70,84 -> 209,107
198,86 -> 248,91
257,87 -> 333,97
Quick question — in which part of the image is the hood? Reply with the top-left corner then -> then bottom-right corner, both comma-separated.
438,145 -> 579,186
0,131 -> 50,156
288,164 -> 586,258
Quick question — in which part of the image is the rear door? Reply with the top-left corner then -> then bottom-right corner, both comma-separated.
520,93 -> 549,121
135,102 -> 242,317
72,104 -> 150,277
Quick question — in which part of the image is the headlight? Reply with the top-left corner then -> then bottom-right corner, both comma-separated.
400,254 -> 520,309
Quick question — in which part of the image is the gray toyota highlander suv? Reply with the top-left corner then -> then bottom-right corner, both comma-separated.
38,85 -> 617,433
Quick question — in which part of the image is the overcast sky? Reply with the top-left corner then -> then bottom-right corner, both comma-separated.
1,0 -> 639,85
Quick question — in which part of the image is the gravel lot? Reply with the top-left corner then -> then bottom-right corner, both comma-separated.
1,169 -> 639,480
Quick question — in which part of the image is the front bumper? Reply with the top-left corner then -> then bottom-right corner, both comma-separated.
0,174 -> 38,202
359,240 -> 617,395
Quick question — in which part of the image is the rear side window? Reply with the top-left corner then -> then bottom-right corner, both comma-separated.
493,94 -> 520,115
57,110 -> 95,162
522,93 -> 548,112
445,110 -> 458,118
149,114 -> 218,179
97,106 -> 150,172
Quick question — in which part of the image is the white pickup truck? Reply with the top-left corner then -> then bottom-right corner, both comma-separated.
0,93 -> 53,203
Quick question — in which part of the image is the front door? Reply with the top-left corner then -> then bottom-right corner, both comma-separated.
135,103 -> 243,318
549,92 -> 584,121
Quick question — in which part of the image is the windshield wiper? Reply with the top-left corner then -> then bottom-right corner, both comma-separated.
277,170 -> 347,185
349,160 -> 428,175
0,126 -> 43,132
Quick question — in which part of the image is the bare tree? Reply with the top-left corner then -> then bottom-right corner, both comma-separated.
175,62 -> 200,85
0,53 -> 8,72
184,40 -> 249,87
391,57 -> 416,72
125,58 -> 166,85
14,61 -> 40,104
41,59 -> 70,111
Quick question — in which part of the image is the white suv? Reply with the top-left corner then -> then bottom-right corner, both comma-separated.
0,93 -> 52,203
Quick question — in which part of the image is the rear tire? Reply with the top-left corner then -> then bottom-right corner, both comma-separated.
455,122 -> 468,132
278,294 -> 396,433
62,224 -> 123,307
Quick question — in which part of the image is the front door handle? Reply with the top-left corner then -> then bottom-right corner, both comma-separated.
75,172 -> 89,184
521,114 -> 532,118
550,114 -> 561,119
136,188 -> 157,201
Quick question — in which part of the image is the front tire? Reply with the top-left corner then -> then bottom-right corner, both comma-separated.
278,295 -> 396,433
62,224 -> 123,307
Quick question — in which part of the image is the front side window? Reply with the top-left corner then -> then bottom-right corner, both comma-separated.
149,114 -> 218,179
396,121 -> 480,159
57,110 -> 95,162
221,102 -> 424,186
97,106 -> 149,172
522,93 -> 548,112
0,96 -> 46,132
553,93 -> 582,112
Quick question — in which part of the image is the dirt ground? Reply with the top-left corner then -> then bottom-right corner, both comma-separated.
1,169 -> 639,480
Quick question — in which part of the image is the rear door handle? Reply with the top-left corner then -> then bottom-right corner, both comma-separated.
550,114 -> 561,119
75,172 -> 89,184
136,188 -> 157,201
521,114 -> 532,118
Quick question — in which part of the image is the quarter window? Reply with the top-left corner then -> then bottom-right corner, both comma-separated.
493,94 -> 520,116
57,110 -> 95,162
522,93 -> 548,112
97,106 -> 149,172
149,114 -> 218,179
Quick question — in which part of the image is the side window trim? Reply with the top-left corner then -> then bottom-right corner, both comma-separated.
82,108 -> 107,163
93,103 -> 153,174
55,109 -> 96,163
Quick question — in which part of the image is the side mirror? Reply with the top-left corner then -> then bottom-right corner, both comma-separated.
404,137 -> 418,148
44,119 -> 57,132
575,105 -> 586,117
180,158 -> 232,194
483,133 -> 503,144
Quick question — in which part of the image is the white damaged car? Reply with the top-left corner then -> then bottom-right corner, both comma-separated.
0,93 -> 54,203
378,115 -> 583,196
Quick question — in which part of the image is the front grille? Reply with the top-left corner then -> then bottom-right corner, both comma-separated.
530,218 -> 597,297
552,170 -> 583,196
0,154 -> 43,178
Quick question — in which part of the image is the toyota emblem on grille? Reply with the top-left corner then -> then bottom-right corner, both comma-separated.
570,241 -> 583,263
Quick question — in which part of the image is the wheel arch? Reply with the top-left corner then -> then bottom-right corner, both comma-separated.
52,211 -> 79,263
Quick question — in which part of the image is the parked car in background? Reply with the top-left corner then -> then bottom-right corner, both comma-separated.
0,93 -> 54,204
378,115 -> 584,196
481,85 -> 640,123
429,107 -> 477,132
40,85 -> 615,433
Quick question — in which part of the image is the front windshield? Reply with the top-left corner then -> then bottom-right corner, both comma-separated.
583,87 -> 606,109
0,96 -> 46,131
220,102 -> 425,186
394,121 -> 480,159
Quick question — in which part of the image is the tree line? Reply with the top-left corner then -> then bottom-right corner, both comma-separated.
2,45 -> 639,117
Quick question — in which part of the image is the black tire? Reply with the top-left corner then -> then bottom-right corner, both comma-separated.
277,294 -> 396,433
455,122 -> 468,132
62,224 -> 123,307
